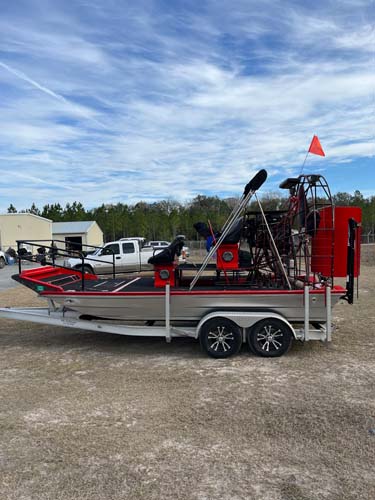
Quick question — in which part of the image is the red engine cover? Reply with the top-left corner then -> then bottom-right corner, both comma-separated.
311,206 -> 361,278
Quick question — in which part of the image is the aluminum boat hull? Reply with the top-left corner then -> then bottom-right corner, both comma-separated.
44,288 -> 344,323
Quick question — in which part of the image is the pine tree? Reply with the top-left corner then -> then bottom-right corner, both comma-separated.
29,203 -> 41,215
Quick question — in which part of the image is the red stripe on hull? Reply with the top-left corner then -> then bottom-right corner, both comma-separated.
41,286 -> 346,298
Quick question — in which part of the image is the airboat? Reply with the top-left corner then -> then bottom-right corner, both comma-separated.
1,169 -> 361,358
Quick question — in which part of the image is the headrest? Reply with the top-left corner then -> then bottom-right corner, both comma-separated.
193,222 -> 211,238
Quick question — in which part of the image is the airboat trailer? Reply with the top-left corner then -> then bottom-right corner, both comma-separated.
0,169 -> 361,358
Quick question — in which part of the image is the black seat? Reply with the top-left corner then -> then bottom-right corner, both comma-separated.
148,237 -> 184,265
193,222 -> 211,238
221,217 -> 243,244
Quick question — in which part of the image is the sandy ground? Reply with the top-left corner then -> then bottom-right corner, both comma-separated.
361,244 -> 375,265
0,264 -> 374,500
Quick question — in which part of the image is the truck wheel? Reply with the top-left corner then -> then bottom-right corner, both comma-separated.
247,319 -> 293,357
75,265 -> 94,275
0,257 -> 5,269
200,318 -> 242,358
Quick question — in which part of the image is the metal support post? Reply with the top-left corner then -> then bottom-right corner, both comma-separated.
17,241 -> 22,274
165,283 -> 171,343
81,254 -> 85,291
325,285 -> 332,342
255,194 -> 292,289
304,285 -> 310,341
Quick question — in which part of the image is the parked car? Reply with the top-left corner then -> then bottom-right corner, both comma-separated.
146,240 -> 170,249
0,250 -> 6,269
147,240 -> 190,258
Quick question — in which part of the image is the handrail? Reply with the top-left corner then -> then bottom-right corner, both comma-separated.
16,239 -> 118,291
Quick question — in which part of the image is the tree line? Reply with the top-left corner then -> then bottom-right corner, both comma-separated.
6,190 -> 375,242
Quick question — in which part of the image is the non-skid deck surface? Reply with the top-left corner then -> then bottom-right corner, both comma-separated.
37,273 -> 284,293
38,275 -> 156,292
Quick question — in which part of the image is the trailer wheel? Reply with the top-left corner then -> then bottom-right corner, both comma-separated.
200,318 -> 242,358
247,319 -> 293,357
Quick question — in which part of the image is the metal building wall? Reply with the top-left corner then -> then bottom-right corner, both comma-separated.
0,214 -> 52,252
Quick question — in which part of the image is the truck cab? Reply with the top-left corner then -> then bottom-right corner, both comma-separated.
66,239 -> 158,274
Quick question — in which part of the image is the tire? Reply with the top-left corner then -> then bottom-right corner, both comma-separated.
0,257 -> 5,269
75,265 -> 94,275
200,318 -> 242,358
247,318 -> 293,357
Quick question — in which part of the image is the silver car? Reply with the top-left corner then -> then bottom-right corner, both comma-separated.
147,240 -> 190,258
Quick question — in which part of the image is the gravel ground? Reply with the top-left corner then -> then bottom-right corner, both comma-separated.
0,264 -> 374,500
0,261 -> 38,291
361,244 -> 375,265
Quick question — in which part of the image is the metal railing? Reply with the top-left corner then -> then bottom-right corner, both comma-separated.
361,232 -> 375,244
16,239 -> 116,291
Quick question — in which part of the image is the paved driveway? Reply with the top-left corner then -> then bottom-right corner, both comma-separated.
0,261 -> 39,291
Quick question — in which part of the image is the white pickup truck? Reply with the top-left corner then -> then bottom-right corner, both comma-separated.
64,239 -> 161,274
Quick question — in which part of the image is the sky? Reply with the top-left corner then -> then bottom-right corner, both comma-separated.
0,0 -> 374,212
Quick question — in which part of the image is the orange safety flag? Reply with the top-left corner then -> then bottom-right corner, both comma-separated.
308,135 -> 325,156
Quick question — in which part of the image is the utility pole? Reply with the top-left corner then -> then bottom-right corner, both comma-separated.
105,205 -> 115,241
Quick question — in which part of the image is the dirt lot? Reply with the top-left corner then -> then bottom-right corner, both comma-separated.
0,265 -> 374,500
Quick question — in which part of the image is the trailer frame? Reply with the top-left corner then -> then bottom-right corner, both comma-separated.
0,283 -> 334,357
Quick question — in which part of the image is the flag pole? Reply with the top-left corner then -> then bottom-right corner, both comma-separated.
299,150 -> 309,175
299,135 -> 325,175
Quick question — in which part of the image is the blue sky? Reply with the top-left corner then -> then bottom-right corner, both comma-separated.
0,0 -> 374,211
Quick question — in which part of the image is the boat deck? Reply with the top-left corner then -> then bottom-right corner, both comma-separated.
41,275 -> 157,292
13,266 -> 289,294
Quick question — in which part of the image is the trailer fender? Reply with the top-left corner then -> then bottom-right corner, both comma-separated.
195,311 -> 296,341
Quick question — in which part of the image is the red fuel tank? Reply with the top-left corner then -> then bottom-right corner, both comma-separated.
311,206 -> 361,278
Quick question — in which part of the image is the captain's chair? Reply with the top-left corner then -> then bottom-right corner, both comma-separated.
220,217 -> 243,244
148,237 -> 184,287
216,217 -> 243,270
148,237 -> 184,266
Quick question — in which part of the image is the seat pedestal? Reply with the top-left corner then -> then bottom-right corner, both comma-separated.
217,244 -> 239,271
154,263 -> 177,288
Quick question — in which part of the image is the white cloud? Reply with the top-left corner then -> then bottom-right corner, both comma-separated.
0,0 -> 373,211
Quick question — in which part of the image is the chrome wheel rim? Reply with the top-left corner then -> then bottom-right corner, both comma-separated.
256,324 -> 284,353
207,326 -> 234,353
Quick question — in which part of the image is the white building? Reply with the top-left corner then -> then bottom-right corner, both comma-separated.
52,221 -> 104,252
0,213 -> 52,252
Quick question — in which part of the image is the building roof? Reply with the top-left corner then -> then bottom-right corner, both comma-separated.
0,213 -> 52,222
52,221 -> 97,235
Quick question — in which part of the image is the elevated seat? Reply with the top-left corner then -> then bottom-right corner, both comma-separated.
148,237 -> 184,265
193,218 -> 244,271
148,237 -> 184,287
221,217 -> 243,244
217,217 -> 243,270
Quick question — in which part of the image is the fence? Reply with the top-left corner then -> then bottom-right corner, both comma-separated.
361,232 -> 375,244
